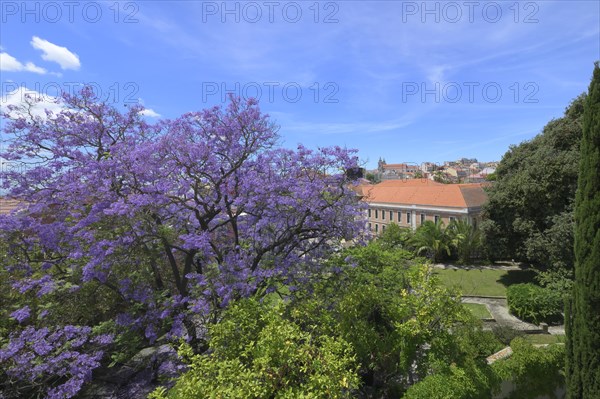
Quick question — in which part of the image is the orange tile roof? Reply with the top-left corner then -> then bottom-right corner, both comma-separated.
362,182 -> 488,208
376,179 -> 443,187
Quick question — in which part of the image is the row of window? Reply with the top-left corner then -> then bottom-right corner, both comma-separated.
368,208 -> 414,223
367,208 -> 458,227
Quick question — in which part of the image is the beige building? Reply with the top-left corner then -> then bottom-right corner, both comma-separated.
358,179 -> 488,234
0,197 -> 21,215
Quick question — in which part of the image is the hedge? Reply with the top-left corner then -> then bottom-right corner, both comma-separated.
506,283 -> 563,325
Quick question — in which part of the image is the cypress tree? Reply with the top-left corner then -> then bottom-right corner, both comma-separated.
566,62 -> 600,398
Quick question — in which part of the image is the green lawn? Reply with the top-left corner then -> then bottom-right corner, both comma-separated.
463,303 -> 493,319
434,268 -> 536,297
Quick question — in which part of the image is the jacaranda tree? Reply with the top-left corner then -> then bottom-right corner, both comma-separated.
0,88 -> 367,398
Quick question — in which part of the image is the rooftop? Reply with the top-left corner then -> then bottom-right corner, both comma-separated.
361,181 -> 488,208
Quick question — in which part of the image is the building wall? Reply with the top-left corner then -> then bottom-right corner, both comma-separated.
366,204 -> 481,235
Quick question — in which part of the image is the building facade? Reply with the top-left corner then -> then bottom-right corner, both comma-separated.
359,180 -> 488,234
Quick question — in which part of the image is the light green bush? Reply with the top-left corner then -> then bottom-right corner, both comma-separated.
150,299 -> 359,399
403,362 -> 497,399
506,283 -> 563,324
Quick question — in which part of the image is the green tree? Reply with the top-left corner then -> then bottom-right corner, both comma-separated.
403,362 -> 497,399
566,62 -> 600,398
366,172 -> 381,183
291,242 -> 473,397
493,337 -> 565,399
432,171 -> 451,184
448,219 -> 482,264
485,172 -> 497,181
378,222 -> 413,250
151,299 -> 360,399
481,94 -> 585,272
410,220 -> 453,263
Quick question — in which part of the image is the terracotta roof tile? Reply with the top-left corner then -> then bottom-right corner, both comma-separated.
376,179 -> 443,187
362,182 -> 488,208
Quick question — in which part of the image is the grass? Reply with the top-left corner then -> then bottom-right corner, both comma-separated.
463,303 -> 493,319
522,334 -> 566,345
434,268 -> 536,297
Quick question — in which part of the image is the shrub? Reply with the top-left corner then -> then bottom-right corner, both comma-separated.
150,299 -> 360,399
492,337 -> 565,399
403,362 -> 497,399
506,283 -> 563,325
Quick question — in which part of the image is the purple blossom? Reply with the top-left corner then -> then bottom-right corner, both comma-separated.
91,334 -> 114,345
0,90 -> 368,397
10,306 -> 31,323
0,324 -> 111,399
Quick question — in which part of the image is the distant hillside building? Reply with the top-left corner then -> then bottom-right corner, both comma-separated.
358,180 -> 488,234
0,198 -> 22,215
377,159 -> 419,180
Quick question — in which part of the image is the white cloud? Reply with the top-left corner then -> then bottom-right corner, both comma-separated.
0,86 -> 65,119
0,52 -> 47,74
30,36 -> 80,70
23,61 -> 47,74
0,52 -> 22,70
139,108 -> 161,118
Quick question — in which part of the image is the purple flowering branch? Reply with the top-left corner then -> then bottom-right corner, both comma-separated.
0,325 -> 112,399
1,88 -> 368,396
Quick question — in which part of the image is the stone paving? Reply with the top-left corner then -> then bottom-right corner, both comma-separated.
461,296 -> 565,335
433,261 -> 522,271
431,262 -> 566,335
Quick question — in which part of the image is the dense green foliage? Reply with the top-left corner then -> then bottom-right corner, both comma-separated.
406,337 -> 565,399
410,220 -> 454,263
506,283 -> 563,325
381,221 -> 482,264
481,93 -> 585,277
403,363 -> 497,399
493,337 -> 566,399
150,299 -> 360,399
567,62 -> 600,399
447,219 -> 483,264
294,243 -> 473,397
152,240 -> 504,398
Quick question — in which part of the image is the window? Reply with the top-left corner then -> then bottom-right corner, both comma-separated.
389,211 -> 393,220
382,210 -> 385,220
382,224 -> 386,232
449,216 -> 456,223
375,209 -> 378,219
368,209 -> 372,218
434,215 -> 440,223
398,212 -> 402,222
369,223 -> 372,230
406,212 -> 412,224
420,213 -> 426,224
375,224 -> 379,233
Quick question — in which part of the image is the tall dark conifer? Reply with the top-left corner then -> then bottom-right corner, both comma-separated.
566,62 -> 600,398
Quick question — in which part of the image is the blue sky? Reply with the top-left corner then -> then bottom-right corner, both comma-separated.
1,1 -> 599,169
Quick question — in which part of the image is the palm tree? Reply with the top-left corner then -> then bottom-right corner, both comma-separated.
410,220 -> 453,263
447,219 -> 482,264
